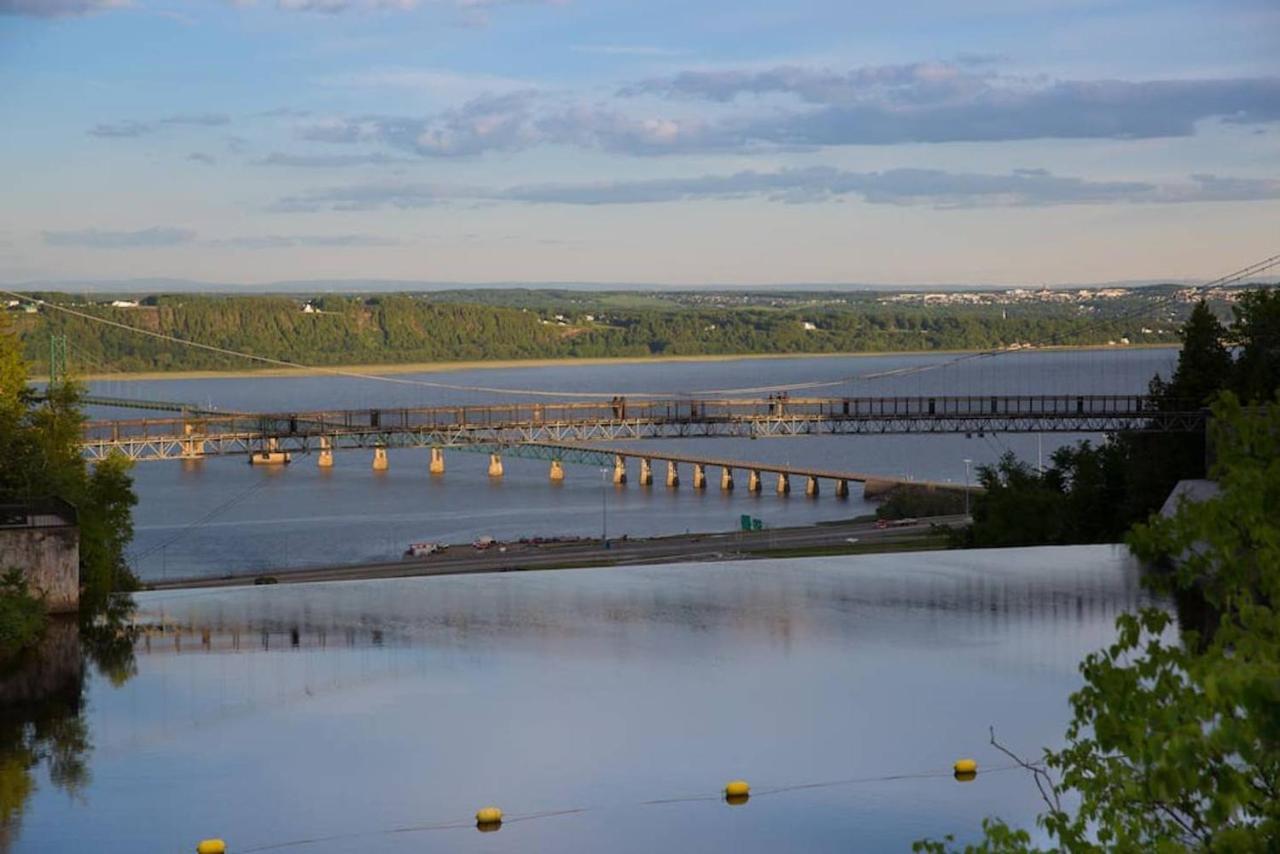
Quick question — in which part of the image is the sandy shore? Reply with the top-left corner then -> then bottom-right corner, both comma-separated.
65,343 -> 1174,383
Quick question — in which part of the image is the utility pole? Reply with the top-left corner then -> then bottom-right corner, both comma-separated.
600,466 -> 609,547
963,458 -> 973,518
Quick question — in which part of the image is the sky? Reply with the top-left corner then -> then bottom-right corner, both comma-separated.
1,0 -> 1278,287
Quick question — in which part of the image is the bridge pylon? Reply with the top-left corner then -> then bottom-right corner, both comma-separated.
549,460 -> 565,482
666,461 -> 679,488
805,476 -> 820,497
720,467 -> 734,491
429,447 -> 445,474
692,463 -> 707,489
488,453 -> 504,478
317,436 -> 333,468
372,446 -> 389,472
748,470 -> 762,493
776,472 -> 790,495
639,458 -> 653,486
612,455 -> 627,484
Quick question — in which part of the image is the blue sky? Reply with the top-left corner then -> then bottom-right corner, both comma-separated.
1,0 -> 1277,285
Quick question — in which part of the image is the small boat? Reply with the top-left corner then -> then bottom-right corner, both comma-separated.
405,542 -> 442,557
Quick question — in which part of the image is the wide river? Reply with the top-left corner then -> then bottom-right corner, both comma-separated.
89,348 -> 1178,582
5,545 -> 1161,852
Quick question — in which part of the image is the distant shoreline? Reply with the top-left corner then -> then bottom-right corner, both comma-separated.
55,343 -> 1177,384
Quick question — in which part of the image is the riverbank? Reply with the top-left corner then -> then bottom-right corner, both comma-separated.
147,515 -> 964,590
57,343 -> 1174,383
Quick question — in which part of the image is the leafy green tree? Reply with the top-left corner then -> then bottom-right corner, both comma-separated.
0,313 -> 138,619
1230,288 -> 1280,403
917,394 -> 1280,852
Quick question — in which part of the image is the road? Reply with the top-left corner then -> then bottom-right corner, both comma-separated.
147,515 -> 968,591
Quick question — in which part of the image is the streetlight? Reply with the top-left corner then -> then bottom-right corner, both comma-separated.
600,466 -> 609,547
963,458 -> 973,517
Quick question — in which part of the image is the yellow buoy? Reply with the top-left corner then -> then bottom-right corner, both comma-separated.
724,779 -> 750,798
475,806 -> 504,828
196,841 -> 226,854
953,758 -> 978,775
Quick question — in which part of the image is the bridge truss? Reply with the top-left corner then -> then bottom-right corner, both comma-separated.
80,395 -> 1206,463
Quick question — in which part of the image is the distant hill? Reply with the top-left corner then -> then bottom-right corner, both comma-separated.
3,276 -> 1231,296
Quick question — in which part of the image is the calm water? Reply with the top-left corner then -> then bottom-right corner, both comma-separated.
85,349 -> 1177,581
4,546 -> 1160,853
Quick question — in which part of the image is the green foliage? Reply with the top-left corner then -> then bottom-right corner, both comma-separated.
957,442 -> 1129,547
0,314 -> 139,609
964,294 -> 1280,548
921,396 -> 1280,852
13,291 -> 1188,374
0,569 -> 47,659
875,486 -> 968,520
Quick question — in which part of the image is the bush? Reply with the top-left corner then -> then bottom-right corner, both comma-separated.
0,568 -> 47,659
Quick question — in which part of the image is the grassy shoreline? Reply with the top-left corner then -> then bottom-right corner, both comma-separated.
54,342 -> 1176,384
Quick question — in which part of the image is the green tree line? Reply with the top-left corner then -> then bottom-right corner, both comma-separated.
10,293 -> 1180,374
959,289 -> 1280,547
1,312 -> 138,660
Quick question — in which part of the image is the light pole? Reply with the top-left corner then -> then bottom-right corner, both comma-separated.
600,466 -> 609,547
963,458 -> 973,518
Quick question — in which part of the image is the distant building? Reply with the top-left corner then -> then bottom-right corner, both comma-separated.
801,321 -> 817,331
109,299 -> 139,308
0,499 -> 79,614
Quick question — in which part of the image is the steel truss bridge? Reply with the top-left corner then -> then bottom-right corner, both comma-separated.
81,394 -> 1205,463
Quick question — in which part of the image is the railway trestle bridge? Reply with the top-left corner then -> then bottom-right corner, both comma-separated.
80,394 -> 1205,498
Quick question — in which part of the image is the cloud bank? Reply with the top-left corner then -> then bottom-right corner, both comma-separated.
272,168 -> 1280,212
89,114 -> 231,138
0,0 -> 128,17
43,227 -> 197,248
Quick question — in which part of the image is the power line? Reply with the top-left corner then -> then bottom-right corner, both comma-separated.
5,255 -> 1276,400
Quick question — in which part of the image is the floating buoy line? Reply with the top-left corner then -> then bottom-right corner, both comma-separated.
227,761 -> 1014,852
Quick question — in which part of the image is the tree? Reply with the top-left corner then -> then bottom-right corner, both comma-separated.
1230,288 -> 1280,403
0,314 -> 138,621
916,394 -> 1280,852
1155,299 -> 1231,407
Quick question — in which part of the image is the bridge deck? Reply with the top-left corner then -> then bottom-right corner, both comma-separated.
79,394 -> 1205,463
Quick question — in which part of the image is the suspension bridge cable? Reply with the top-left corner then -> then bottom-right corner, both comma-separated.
5,253 -> 1277,400
129,478 -> 275,565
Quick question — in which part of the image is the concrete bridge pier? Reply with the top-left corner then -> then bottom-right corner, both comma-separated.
666,461 -> 680,488
805,476 -> 820,497
748,470 -> 762,493
372,446 -> 389,472
834,479 -> 850,498
180,423 -> 203,460
613,455 -> 628,484
776,472 -> 791,495
639,458 -> 653,485
720,467 -> 734,491
429,446 -> 445,475
692,463 -> 707,489
549,460 -> 565,482
488,453 -> 504,478
317,436 -> 333,468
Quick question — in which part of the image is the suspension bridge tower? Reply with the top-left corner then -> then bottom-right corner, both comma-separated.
48,334 -> 69,387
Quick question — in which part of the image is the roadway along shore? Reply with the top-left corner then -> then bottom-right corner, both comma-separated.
147,515 -> 966,591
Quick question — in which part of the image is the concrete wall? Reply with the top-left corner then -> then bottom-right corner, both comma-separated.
0,527 -> 79,614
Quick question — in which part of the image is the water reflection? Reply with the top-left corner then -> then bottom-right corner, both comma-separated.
0,603 -> 137,853
4,549 -> 1166,853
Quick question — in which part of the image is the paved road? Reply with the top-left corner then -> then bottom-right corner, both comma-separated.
148,515 -> 967,591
